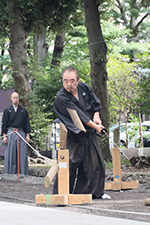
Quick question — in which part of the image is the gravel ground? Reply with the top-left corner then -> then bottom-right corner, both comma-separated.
0,173 -> 150,223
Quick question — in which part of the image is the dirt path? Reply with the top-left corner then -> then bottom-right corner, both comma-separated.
0,174 -> 150,223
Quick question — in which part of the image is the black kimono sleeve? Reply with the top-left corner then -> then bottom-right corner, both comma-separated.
79,82 -> 102,114
54,92 -> 91,134
23,109 -> 31,133
1,109 -> 9,135
54,84 -> 102,134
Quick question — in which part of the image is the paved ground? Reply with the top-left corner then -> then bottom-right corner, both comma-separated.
1,201 -> 150,225
0,174 -> 150,223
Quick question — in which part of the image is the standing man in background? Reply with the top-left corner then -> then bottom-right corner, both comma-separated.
53,66 -> 111,199
2,92 -> 31,175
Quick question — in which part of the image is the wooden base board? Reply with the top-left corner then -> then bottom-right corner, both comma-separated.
35,194 -> 92,206
68,194 -> 92,205
121,180 -> 139,189
105,181 -> 121,190
104,149 -> 139,191
105,180 -> 139,191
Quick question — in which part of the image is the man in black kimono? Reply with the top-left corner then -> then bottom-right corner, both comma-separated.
2,92 -> 31,175
53,66 -> 111,199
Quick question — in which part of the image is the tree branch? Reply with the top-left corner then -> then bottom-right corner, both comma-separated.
135,13 -> 149,29
115,0 -> 128,25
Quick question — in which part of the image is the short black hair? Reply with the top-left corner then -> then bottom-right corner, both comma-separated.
62,66 -> 79,80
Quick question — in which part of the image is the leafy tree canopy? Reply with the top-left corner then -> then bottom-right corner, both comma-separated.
0,0 -> 80,35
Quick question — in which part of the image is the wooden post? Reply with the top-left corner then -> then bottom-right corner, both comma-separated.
112,148 -> 121,182
36,149 -> 92,206
105,148 -> 139,191
58,149 -> 69,195
36,122 -> 92,206
44,162 -> 59,189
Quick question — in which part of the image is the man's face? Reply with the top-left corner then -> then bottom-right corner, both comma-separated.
62,70 -> 79,95
11,93 -> 19,106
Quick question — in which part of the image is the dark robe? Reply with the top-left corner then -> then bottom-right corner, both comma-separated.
2,104 -> 31,175
53,82 -> 105,199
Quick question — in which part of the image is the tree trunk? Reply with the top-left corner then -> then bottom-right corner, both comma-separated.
130,0 -> 138,39
118,110 -> 122,146
124,109 -> 128,148
6,0 -> 31,106
51,31 -> 65,68
83,0 -> 111,160
1,44 -> 4,72
0,44 -> 5,84
139,112 -> 143,148
34,26 -> 47,67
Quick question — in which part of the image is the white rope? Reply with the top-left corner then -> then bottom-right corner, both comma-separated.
0,131 -> 14,140
1,129 -> 51,163
14,130 -> 51,163
89,40 -> 105,46
103,130 -> 129,160
14,130 -> 38,154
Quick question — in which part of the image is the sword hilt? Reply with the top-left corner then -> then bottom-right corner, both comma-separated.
101,128 -> 107,134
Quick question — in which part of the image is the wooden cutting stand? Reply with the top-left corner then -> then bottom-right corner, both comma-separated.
35,123 -> 92,206
105,148 -> 139,191
36,114 -> 139,205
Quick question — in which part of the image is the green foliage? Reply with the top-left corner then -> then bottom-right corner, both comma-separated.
0,54 -> 13,89
105,156 -> 132,171
131,51 -> 150,114
128,114 -> 139,123
29,165 -> 52,169
104,160 -> 113,170
137,51 -> 150,69
107,0 -> 150,40
107,55 -> 137,124
127,115 -> 140,141
0,0 -> 150,154
102,21 -> 130,42
11,0 -> 79,33
62,24 -> 91,85
21,23 -> 92,150
0,1 -> 8,38
101,21 -> 150,60
120,157 -> 131,166
26,91 -> 52,150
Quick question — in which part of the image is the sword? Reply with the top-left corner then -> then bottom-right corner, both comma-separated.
101,128 -> 135,164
